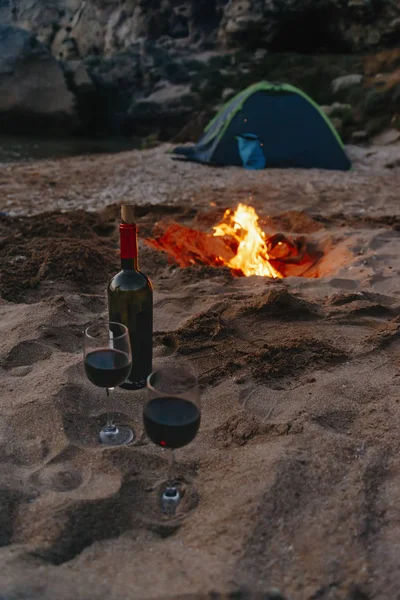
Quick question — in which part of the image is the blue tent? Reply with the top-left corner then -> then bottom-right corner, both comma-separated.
173,82 -> 351,171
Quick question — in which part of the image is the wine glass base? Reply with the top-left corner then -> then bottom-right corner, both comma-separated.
161,485 -> 181,515
99,425 -> 135,446
119,378 -> 147,390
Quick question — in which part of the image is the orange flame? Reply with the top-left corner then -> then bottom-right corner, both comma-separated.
213,204 -> 282,278
145,203 -> 322,278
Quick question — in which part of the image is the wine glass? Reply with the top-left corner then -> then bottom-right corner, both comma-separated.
144,366 -> 201,509
84,321 -> 134,446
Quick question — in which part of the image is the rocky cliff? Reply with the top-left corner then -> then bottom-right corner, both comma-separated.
0,24 -> 77,134
0,0 -> 399,140
1,0 -> 399,57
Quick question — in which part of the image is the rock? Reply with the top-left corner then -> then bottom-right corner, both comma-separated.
331,117 -> 343,135
351,130 -> 368,143
220,3 -> 269,43
0,25 -> 77,134
51,28 -> 80,60
140,84 -> 194,106
129,84 -> 199,137
390,17 -> 400,36
320,102 -> 351,117
321,103 -> 352,117
173,111 -> 210,143
254,48 -> 268,61
366,29 -> 382,47
219,0 -> 400,52
331,74 -> 363,94
372,129 -> 400,146
72,62 -> 92,90
85,47 -> 141,88
0,1 -> 397,140
1,1 -> 224,58
9,4 -> 65,47
222,87 -> 235,100
64,60 -> 93,92
139,40 -> 191,86
0,0 -> 397,58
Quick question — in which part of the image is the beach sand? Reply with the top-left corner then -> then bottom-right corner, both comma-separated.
1,144 -> 400,599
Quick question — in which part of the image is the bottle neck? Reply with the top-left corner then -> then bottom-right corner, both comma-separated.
119,223 -> 139,271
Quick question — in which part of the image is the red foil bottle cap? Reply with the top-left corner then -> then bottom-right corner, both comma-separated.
120,223 -> 138,259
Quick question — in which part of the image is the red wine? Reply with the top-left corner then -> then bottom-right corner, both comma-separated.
143,397 -> 201,449
84,348 -> 132,388
108,205 -> 153,390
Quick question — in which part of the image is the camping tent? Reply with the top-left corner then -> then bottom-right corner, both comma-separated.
173,82 -> 351,171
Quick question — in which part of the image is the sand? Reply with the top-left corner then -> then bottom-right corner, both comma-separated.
1,144 -> 400,600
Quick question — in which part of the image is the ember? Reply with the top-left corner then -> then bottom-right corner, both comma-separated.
146,204 -> 323,278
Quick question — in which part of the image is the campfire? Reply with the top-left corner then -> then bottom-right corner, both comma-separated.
146,204 -> 324,278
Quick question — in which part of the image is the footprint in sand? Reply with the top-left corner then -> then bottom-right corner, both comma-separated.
28,465 -> 83,494
38,324 -> 84,354
0,488 -> 28,547
8,365 -> 33,377
0,401 -> 61,467
4,340 -> 53,369
4,326 -> 87,374
0,432 -> 51,468
54,383 -> 135,448
17,473 -> 199,565
313,409 -> 357,435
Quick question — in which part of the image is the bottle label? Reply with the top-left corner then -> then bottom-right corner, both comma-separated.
120,224 -> 138,259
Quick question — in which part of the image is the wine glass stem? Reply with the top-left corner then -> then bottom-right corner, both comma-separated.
105,388 -> 116,431
167,448 -> 175,485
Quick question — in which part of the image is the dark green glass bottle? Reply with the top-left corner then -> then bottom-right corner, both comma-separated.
108,205 -> 153,390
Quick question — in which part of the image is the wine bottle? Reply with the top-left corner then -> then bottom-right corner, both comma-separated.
108,204 -> 153,390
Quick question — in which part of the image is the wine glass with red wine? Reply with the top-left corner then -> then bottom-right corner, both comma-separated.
144,366 -> 201,508
84,321 -> 134,446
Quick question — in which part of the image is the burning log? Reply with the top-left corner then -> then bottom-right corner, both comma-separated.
146,223 -> 235,268
145,204 -> 323,278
